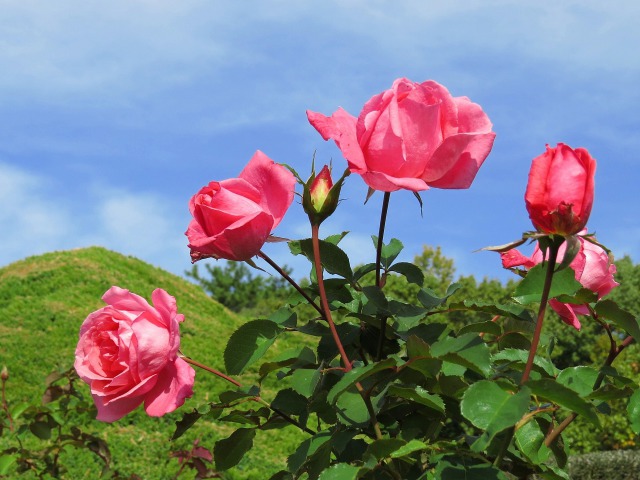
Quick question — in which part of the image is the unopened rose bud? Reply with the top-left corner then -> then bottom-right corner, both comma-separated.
1,366 -> 8,381
302,164 -> 349,226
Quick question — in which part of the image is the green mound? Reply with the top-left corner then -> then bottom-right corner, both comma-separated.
0,247 -> 301,479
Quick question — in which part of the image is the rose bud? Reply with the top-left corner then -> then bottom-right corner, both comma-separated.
525,143 -> 596,236
302,164 -> 348,225
307,77 -> 495,192
501,232 -> 617,330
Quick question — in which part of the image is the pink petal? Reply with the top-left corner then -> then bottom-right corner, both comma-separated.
423,133 -> 496,189
144,358 -> 195,417
500,249 -> 537,269
238,150 -> 296,229
94,393 -> 144,423
307,108 -> 366,173
102,286 -> 151,315
360,171 -> 430,192
549,299 -> 582,330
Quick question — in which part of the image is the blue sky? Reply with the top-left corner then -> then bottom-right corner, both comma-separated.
1,1 -> 638,284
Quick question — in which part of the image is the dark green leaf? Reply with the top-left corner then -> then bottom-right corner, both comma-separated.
288,431 -> 332,473
214,428 -> 256,471
327,359 -> 397,404
595,300 -> 640,342
388,262 -> 424,285
458,320 -> 502,336
271,389 -> 308,416
434,456 -> 509,479
371,237 -> 403,269
387,385 -> 445,414
513,263 -> 582,304
527,379 -> 600,427
289,238 -> 353,281
365,438 -> 406,460
218,385 -> 260,403
389,439 -> 428,458
224,320 -> 283,375
269,308 -> 297,327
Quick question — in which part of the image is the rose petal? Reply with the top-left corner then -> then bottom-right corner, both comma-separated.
144,358 -> 195,417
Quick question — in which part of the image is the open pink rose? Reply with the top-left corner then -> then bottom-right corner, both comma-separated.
501,233 -> 618,329
307,77 -> 496,192
74,287 -> 195,422
186,150 -> 296,261
525,143 -> 596,235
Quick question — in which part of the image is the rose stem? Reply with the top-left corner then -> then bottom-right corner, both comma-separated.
311,224 -> 353,371
181,356 -> 241,387
544,334 -> 635,447
520,241 -> 560,385
375,192 -> 391,361
494,239 -> 561,467
181,356 -> 316,435
311,223 -> 383,440
258,250 -> 324,317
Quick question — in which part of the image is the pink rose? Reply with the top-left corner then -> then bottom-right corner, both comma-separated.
501,233 -> 618,329
186,150 -> 296,261
307,77 -> 495,192
74,287 -> 195,422
525,143 -> 596,235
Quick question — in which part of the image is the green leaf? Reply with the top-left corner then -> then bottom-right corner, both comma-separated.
290,368 -> 322,398
492,348 -> 558,377
371,236 -> 403,269
289,238 -> 353,281
556,367 -> 599,397
288,431 -> 332,473
327,358 -> 397,404
595,300 -> 640,342
527,378 -> 600,427
365,438 -> 406,460
388,262 -> 424,285
387,385 -> 445,414
224,320 -> 283,375
172,409 -> 203,440
0,455 -> 17,475
434,456 -> 509,480
448,300 -> 535,323
515,419 -> 550,465
628,388 -> 640,434
389,439 -> 428,458
458,320 -> 502,336
214,428 -> 256,471
271,389 -> 308,416
513,263 -> 582,304
460,381 -> 531,451
218,385 -> 260,403
269,307 -> 297,327
29,420 -> 53,440
318,464 -> 360,480
431,333 -> 491,377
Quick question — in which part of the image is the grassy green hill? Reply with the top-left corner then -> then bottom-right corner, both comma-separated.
0,247 -> 304,479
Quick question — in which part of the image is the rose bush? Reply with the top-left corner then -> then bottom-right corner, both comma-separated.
525,143 -> 596,235
307,77 -> 496,192
74,286 -> 195,422
501,232 -> 619,329
186,150 -> 296,261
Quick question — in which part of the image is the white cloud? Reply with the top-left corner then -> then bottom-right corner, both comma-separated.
0,161 -> 191,275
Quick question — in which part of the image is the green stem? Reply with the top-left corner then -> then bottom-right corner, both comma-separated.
375,192 -> 391,361
182,355 -> 242,387
258,250 -> 324,317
